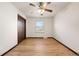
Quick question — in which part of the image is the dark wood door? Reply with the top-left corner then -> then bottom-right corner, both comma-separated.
18,15 -> 26,43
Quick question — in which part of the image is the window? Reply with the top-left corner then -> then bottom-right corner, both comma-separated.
35,20 -> 44,32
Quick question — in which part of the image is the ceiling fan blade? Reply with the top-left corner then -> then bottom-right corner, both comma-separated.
45,9 -> 53,12
29,3 -> 36,7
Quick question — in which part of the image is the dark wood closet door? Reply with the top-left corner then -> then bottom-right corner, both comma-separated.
18,15 -> 26,44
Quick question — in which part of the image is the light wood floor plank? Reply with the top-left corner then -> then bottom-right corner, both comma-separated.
4,38 -> 77,56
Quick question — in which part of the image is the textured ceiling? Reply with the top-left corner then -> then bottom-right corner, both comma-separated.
12,2 -> 69,17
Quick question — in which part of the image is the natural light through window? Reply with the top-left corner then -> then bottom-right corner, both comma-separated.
35,21 -> 44,32
36,21 -> 44,28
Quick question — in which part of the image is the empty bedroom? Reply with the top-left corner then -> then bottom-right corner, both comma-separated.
0,2 -> 79,56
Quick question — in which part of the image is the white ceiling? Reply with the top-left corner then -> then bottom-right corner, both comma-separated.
12,2 -> 70,17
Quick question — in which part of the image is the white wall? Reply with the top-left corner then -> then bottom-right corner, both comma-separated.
0,2 -> 17,55
26,17 -> 53,37
53,3 -> 79,53
0,2 -> 26,55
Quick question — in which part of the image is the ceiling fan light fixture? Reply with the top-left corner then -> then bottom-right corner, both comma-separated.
38,9 -> 45,15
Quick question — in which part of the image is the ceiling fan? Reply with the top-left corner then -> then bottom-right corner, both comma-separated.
29,2 -> 53,15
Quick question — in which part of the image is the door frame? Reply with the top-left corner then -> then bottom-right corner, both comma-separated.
18,14 -> 26,44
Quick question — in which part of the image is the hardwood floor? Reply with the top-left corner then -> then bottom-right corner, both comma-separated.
4,38 -> 77,56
